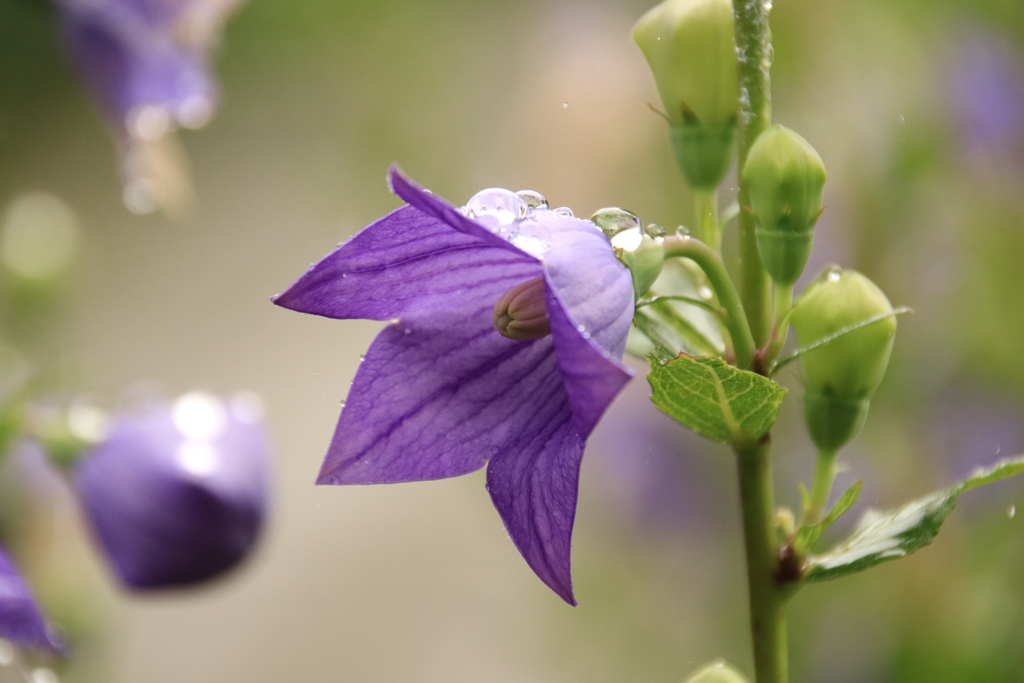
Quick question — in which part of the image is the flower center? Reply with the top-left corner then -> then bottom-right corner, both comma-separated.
493,275 -> 551,341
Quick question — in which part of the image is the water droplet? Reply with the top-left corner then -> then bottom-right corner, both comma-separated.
339,400 -> 347,408
1009,505 -> 1016,519
462,188 -> 526,226
516,190 -> 548,210
698,285 -> 714,300
554,207 -> 574,218
509,234 -> 550,257
404,328 -> 412,335
591,207 -> 642,237
644,223 -> 667,239
561,101 -> 569,109
676,225 -> 691,237
824,265 -> 843,282
359,354 -> 366,361
763,0 -> 773,10
491,446 -> 500,456
576,324 -> 586,333
611,227 -> 644,252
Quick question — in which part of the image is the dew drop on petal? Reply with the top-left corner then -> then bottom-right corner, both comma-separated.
516,190 -> 548,211
509,234 -> 550,257
462,188 -> 526,226
554,207 -> 574,218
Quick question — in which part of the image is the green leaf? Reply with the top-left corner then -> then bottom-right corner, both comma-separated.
648,355 -> 787,444
804,455 -> 1024,582
795,480 -> 862,552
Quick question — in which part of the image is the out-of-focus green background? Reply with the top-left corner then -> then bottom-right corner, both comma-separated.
1,0 -> 1023,680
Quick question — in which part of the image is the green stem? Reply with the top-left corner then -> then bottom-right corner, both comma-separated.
805,448 -> 839,525
763,282 -> 794,369
732,0 -> 774,348
662,236 -> 756,370
735,439 -> 788,683
694,188 -> 721,253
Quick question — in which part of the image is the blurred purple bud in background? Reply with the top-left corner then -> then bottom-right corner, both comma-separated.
73,392 -> 269,590
0,543 -> 62,653
55,0 -> 246,214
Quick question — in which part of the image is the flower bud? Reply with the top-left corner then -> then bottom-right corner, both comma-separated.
682,660 -> 750,683
791,269 -> 896,452
633,0 -> 738,189
742,125 -> 827,286
493,275 -> 552,341
73,392 -> 269,590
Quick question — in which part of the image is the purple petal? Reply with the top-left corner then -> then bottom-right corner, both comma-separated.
74,396 -> 268,590
0,545 -> 62,653
546,283 -> 634,438
273,205 -> 538,321
486,411 -> 583,605
388,167 -> 526,255
317,296 -> 565,484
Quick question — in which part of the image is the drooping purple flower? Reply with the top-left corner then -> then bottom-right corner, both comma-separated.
73,392 -> 269,590
0,544 -> 62,653
56,0 -> 244,212
273,168 -> 635,604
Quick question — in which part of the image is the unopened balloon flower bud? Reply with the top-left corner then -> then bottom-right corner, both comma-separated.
73,392 -> 269,590
791,268 -> 896,452
633,0 -> 738,189
493,275 -> 551,341
742,124 -> 827,286
683,660 -> 751,683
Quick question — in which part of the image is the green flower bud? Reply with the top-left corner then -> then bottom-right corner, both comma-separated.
682,661 -> 750,683
791,268 -> 897,453
742,125 -> 827,286
633,0 -> 738,190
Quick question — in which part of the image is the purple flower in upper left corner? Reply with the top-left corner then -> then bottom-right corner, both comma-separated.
0,544 -> 62,654
273,168 -> 635,604
56,0 -> 245,214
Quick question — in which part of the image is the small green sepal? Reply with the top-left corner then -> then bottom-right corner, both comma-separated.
671,122 -> 736,190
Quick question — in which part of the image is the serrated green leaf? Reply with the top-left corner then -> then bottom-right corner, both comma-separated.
804,455 -> 1024,582
648,355 -> 787,444
795,480 -> 862,551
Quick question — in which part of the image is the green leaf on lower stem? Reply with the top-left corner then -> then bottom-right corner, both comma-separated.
648,354 -> 786,444
804,455 -> 1024,582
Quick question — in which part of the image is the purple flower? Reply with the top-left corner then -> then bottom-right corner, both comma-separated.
73,392 -> 269,590
0,544 -> 62,653
56,0 -> 244,212
273,168 -> 635,604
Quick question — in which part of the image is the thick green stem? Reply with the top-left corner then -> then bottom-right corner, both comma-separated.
694,188 -> 721,253
662,235 -> 756,370
732,0 -> 773,348
805,448 -> 839,525
735,439 -> 788,683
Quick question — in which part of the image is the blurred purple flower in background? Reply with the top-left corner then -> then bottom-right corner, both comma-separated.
274,168 -> 635,604
73,392 -> 268,590
946,26 -> 1024,169
0,544 -> 61,653
56,0 -> 245,213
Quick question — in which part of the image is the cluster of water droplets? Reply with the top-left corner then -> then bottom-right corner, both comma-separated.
590,207 -> 667,252
461,188 -> 574,258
